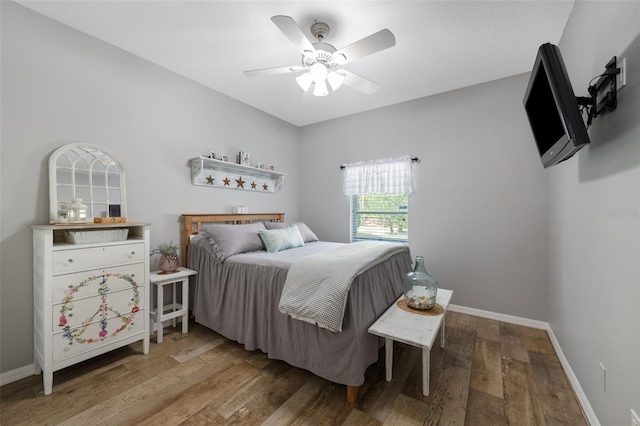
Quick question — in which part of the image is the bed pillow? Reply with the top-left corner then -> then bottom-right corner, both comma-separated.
263,221 -> 290,230
200,222 -> 266,261
264,221 -> 319,243
293,222 -> 319,243
258,226 -> 305,253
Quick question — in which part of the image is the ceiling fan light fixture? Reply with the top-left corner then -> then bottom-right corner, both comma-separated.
327,70 -> 345,91
302,50 -> 317,61
295,72 -> 313,92
244,16 -> 395,99
309,62 -> 328,83
313,80 -> 329,97
330,53 -> 347,65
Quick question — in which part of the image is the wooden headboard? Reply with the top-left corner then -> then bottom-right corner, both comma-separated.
181,213 -> 285,267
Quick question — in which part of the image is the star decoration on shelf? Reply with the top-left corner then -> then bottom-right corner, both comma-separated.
223,177 -> 230,186
250,181 -> 257,189
236,176 -> 245,189
263,183 -> 269,191
206,175 -> 214,185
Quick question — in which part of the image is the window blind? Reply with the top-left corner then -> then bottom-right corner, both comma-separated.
351,193 -> 408,242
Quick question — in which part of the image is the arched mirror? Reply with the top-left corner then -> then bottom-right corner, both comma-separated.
49,143 -> 127,224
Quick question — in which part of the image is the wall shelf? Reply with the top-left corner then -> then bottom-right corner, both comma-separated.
190,157 -> 286,193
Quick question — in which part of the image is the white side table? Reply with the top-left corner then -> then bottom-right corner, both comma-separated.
149,267 -> 197,343
368,289 -> 453,396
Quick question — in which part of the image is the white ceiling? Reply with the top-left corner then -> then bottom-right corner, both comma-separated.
17,1 -> 575,127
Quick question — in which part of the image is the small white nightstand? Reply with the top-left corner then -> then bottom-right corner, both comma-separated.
149,267 -> 197,343
368,289 -> 453,396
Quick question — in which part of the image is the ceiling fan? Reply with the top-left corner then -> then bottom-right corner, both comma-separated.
244,16 -> 396,97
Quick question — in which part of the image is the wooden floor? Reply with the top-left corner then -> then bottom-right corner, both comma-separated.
1,312 -> 588,425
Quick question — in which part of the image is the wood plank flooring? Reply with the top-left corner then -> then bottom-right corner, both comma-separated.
0,312 -> 588,425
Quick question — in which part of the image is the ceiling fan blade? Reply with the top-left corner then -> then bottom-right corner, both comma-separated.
331,29 -> 396,65
271,15 -> 317,57
341,70 -> 381,95
244,65 -> 305,77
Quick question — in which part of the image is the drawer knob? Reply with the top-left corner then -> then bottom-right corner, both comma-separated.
64,259 -> 74,266
128,251 -> 136,258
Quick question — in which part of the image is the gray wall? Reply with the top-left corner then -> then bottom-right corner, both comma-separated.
3,3 -> 638,423
550,1 -> 640,424
0,2 -> 300,373
299,74 -> 549,321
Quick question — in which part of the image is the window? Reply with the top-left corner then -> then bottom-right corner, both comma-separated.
351,193 -> 409,243
343,155 -> 415,243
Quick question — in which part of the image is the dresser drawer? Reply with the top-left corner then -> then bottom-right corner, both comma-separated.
52,263 -> 145,304
53,286 -> 145,332
52,313 -> 145,362
53,242 -> 145,274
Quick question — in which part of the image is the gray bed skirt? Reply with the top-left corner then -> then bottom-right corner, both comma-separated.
189,236 -> 411,387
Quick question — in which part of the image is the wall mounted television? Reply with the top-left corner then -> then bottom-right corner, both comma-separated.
523,43 -> 590,168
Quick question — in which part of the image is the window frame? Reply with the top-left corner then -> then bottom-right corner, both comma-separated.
350,193 -> 409,244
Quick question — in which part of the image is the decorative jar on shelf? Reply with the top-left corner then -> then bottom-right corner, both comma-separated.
66,198 -> 88,223
57,203 -> 69,223
403,256 -> 438,310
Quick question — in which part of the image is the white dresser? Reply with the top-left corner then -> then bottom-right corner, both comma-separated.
32,223 -> 150,395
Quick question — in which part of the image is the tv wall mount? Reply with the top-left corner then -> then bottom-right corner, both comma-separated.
577,56 -> 621,128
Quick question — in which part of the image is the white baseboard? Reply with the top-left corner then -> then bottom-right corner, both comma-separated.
546,327 -> 600,426
0,363 -> 37,387
448,304 -> 549,330
448,303 -> 599,426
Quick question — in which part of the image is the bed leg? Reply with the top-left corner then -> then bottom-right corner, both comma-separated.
346,385 -> 359,404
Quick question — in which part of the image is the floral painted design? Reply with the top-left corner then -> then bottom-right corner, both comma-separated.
59,273 -> 140,346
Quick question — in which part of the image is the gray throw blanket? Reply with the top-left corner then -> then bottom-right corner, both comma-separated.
278,241 -> 409,332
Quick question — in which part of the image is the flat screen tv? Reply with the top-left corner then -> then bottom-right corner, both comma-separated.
523,43 -> 590,168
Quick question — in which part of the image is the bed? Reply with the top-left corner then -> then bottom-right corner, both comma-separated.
181,213 -> 412,403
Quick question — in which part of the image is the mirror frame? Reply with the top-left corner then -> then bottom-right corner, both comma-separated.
49,143 -> 127,224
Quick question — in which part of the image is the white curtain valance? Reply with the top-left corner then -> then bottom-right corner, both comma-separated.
342,155 -> 415,196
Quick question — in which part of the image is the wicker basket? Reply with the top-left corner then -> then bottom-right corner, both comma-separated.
64,229 -> 129,244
